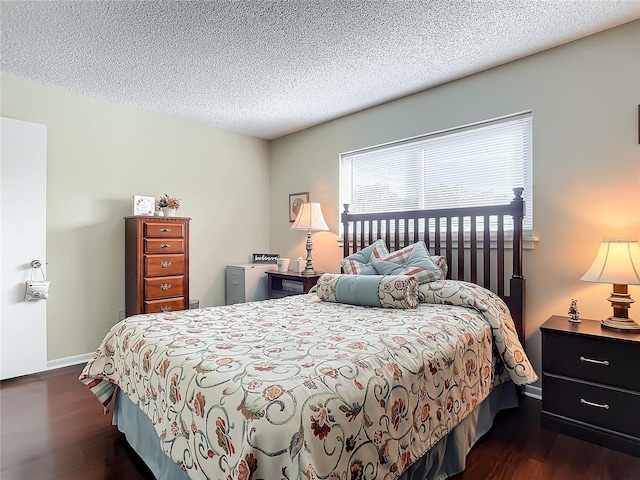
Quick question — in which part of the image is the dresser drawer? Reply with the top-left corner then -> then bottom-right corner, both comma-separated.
144,221 -> 184,238
543,375 -> 640,438
145,239 -> 184,254
543,331 -> 640,391
145,254 -> 185,277
144,297 -> 186,313
145,276 -> 185,299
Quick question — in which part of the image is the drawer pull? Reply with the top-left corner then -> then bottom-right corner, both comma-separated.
160,261 -> 172,268
160,283 -> 172,291
580,398 -> 609,410
159,228 -> 171,232
580,356 -> 609,366
159,243 -> 172,248
160,306 -> 172,312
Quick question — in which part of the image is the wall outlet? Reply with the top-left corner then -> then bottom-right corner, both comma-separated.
117,309 -> 126,321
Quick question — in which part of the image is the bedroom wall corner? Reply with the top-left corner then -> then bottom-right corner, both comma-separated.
0,75 -> 271,362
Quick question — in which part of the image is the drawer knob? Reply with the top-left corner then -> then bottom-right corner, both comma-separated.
160,243 -> 172,248
160,228 -> 171,232
160,261 -> 172,268
160,283 -> 172,291
160,306 -> 172,312
580,398 -> 609,410
579,356 -> 609,366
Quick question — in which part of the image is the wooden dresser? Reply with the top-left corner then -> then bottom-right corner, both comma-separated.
125,216 -> 190,316
540,315 -> 640,457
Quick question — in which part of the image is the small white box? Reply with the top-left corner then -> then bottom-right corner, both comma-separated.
292,258 -> 305,273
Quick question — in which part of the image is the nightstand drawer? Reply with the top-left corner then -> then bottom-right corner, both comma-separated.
543,332 -> 640,391
543,375 -> 640,438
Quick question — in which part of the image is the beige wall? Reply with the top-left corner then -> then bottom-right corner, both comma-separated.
269,21 -> 640,384
1,21 -> 638,374
1,75 -> 271,361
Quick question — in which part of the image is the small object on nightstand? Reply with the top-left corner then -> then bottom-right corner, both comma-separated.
292,257 -> 305,273
568,298 -> 580,323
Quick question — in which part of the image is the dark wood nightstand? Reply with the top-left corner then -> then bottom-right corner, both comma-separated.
540,315 -> 640,457
266,270 -> 323,299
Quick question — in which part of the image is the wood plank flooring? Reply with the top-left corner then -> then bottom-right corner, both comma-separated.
1,364 -> 639,479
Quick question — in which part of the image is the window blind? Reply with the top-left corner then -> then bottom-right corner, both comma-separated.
340,112 -> 533,234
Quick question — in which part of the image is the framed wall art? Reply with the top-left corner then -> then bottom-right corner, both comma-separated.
289,192 -> 309,222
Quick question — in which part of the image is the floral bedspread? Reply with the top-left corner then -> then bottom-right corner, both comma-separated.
80,280 -> 537,480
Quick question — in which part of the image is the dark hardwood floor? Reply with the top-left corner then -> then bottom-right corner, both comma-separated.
1,364 -> 639,479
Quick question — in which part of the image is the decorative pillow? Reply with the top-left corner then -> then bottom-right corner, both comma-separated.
372,241 -> 445,284
315,273 -> 419,309
341,239 -> 389,275
431,255 -> 448,278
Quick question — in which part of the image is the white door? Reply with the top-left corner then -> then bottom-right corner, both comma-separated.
0,117 -> 48,380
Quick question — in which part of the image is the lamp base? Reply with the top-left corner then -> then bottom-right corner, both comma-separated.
601,316 -> 640,332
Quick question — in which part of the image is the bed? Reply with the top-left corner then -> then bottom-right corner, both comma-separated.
80,188 -> 537,480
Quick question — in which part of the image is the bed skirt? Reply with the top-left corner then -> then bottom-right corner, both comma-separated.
113,380 -> 518,480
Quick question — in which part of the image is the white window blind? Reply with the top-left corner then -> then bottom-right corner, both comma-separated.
340,112 -> 533,234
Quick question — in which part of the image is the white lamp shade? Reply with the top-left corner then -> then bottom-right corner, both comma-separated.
581,240 -> 640,285
291,202 -> 329,232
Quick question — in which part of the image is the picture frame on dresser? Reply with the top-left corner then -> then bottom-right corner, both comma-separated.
133,195 -> 155,216
289,192 -> 309,222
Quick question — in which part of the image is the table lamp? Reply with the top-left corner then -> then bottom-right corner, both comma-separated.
581,240 -> 640,331
291,202 -> 329,275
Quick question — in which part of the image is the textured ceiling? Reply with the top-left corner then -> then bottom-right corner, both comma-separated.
1,1 -> 639,139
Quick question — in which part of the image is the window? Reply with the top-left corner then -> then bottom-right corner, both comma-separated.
339,112 -> 533,236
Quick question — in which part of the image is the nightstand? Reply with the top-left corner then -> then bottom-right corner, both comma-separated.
540,315 -> 640,457
266,270 -> 323,299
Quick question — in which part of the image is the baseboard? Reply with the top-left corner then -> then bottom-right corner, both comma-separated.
523,384 -> 542,400
47,352 -> 93,371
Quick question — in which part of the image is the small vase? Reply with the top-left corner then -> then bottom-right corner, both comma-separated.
162,207 -> 176,217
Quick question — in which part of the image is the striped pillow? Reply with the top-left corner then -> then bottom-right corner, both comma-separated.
341,239 -> 389,275
372,241 -> 445,284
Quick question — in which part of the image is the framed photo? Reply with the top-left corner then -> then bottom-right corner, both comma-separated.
289,192 -> 309,222
133,195 -> 155,216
